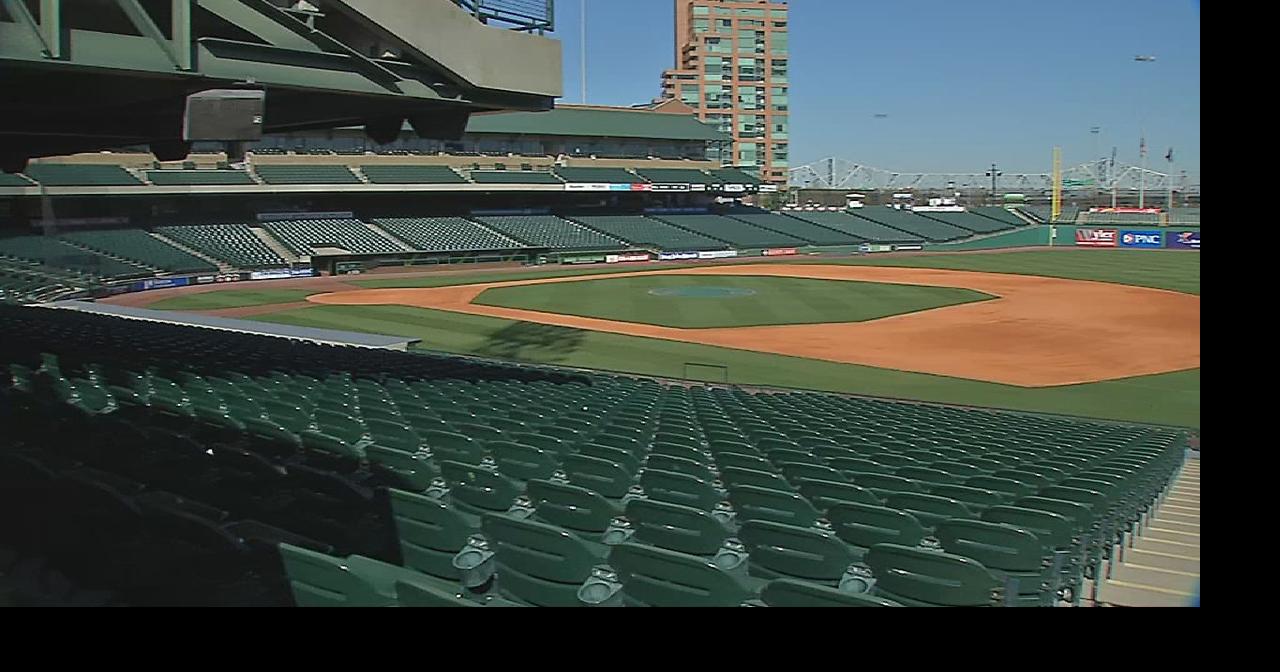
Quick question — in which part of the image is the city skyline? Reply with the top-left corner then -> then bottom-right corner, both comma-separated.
553,0 -> 1200,181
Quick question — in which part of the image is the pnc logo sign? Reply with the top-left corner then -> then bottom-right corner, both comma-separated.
1119,230 -> 1163,248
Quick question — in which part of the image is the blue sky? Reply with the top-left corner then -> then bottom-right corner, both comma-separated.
553,0 -> 1200,179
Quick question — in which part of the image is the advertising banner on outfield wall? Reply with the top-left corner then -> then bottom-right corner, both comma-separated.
563,255 -> 607,265
697,250 -> 739,259
1075,228 -> 1118,247
893,244 -> 924,252
1167,231 -> 1200,250
565,183 -> 611,192
141,277 -> 191,290
606,253 -> 652,263
290,268 -> 316,277
649,184 -> 691,192
762,248 -> 799,256
658,251 -> 699,261
859,244 -> 893,253
1119,230 -> 1163,249
196,276 -> 216,285
250,269 -> 294,280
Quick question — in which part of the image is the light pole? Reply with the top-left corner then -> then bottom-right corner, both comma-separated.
985,163 -> 1001,204
1139,135 -> 1147,208
1133,55 -> 1155,209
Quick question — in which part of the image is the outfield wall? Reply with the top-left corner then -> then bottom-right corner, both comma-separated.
1052,226 -> 1200,250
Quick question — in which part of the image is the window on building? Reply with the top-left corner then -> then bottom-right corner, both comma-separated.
693,18 -> 709,33
736,8 -> 765,18
692,5 -> 710,15
771,33 -> 788,55
680,84 -> 700,105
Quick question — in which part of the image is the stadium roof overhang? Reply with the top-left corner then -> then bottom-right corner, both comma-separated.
0,0 -> 562,169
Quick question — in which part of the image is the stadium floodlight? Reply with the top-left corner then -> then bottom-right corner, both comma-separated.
985,163 -> 1002,200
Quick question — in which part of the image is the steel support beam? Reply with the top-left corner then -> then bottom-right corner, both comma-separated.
114,0 -> 186,70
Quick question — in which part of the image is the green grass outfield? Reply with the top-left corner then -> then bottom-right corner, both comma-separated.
472,275 -> 992,328
348,248 -> 1199,296
230,249 -> 1198,427
149,289 -> 316,311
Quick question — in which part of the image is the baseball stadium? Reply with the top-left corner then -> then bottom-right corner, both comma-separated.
0,1 -> 1199,607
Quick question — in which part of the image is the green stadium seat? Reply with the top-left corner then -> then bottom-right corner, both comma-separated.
481,514 -> 613,607
865,544 -> 1003,607
608,542 -> 762,607
761,579 -> 902,607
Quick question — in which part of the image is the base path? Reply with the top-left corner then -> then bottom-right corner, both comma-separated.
307,264 -> 1201,387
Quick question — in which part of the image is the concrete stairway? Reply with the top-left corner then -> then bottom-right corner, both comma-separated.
148,231 -> 234,273
363,220 -> 416,251
1089,455 -> 1200,607
250,227 -> 301,263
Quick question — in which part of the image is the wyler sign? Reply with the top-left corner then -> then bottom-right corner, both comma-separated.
1119,230 -> 1163,248
1075,228 -> 1118,247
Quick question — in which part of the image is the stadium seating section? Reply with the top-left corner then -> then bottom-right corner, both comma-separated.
60,230 -> 218,274
574,216 -> 728,252
359,165 -> 467,184
633,168 -> 712,184
972,207 -> 1029,228
707,168 -> 762,185
1077,211 -> 1161,226
916,211 -> 1014,234
0,236 -> 147,278
0,173 -> 34,187
477,215 -> 624,249
0,259 -> 94,302
146,170 -> 255,186
729,213 -> 863,246
782,212 -> 922,244
1025,206 -> 1077,223
155,224 -> 289,269
373,218 -> 522,251
260,219 -> 405,256
468,171 -> 563,184
553,167 -> 643,183
0,304 -> 1189,606
654,215 -> 806,248
254,165 -> 361,185
22,164 -> 143,186
851,208 -> 970,242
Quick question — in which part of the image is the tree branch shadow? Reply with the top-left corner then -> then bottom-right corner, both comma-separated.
474,321 -> 586,364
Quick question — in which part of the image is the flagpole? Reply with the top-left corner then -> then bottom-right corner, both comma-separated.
1167,149 -> 1175,213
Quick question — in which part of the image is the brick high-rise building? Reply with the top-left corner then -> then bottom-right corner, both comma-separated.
661,0 -> 789,183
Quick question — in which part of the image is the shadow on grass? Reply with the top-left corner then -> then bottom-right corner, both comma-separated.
473,321 -> 586,364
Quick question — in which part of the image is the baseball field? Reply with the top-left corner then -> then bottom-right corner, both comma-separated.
126,248 -> 1200,428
